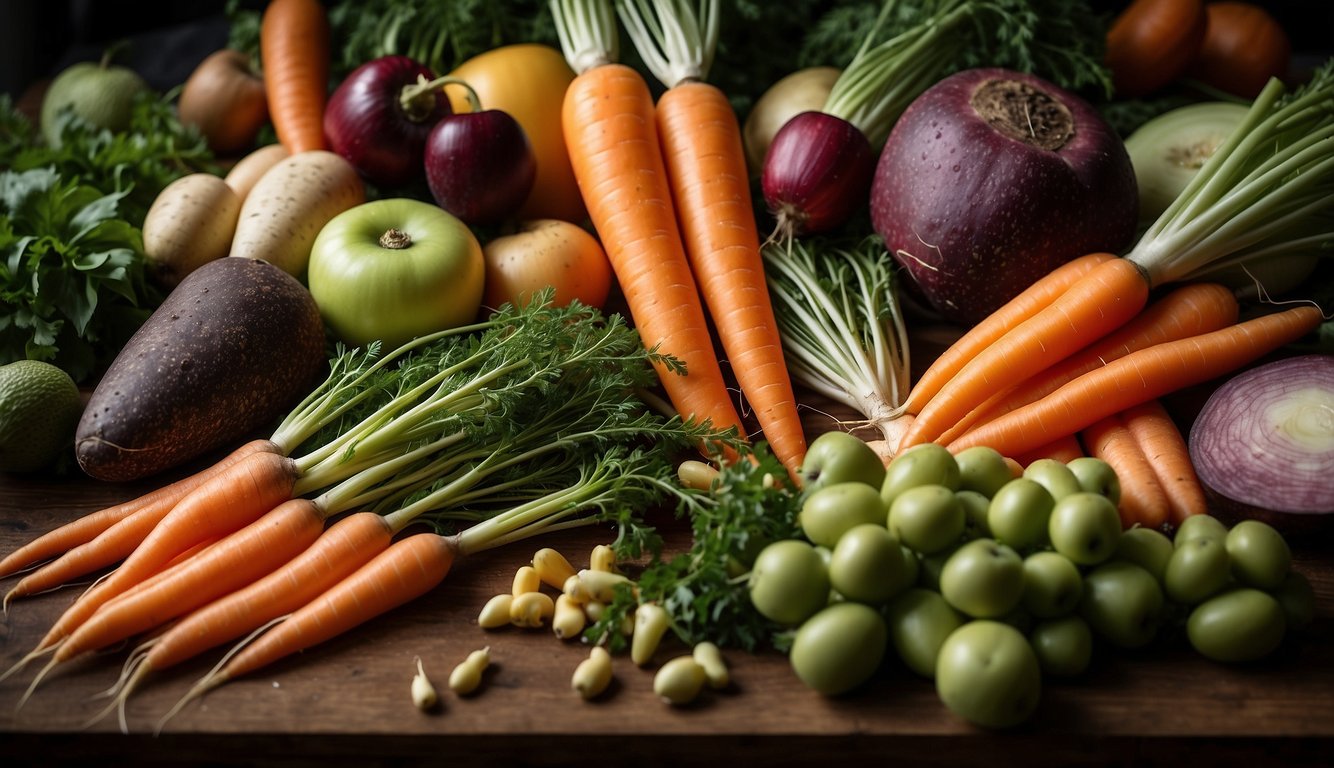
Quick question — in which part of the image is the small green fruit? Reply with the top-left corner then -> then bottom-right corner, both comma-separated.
0,360 -> 84,473
41,57 -> 149,148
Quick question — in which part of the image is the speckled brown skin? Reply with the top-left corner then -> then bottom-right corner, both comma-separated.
75,257 -> 327,482
870,67 -> 1138,327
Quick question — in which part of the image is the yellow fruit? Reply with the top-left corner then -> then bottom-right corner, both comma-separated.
0,360 -> 84,473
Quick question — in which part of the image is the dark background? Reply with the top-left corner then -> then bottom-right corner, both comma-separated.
1,1 -> 1330,105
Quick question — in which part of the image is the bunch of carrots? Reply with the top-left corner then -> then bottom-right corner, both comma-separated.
0,296 -> 729,731
553,0 -> 808,482
892,62 -> 1333,527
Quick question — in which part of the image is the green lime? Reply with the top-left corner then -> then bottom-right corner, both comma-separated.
0,360 -> 84,473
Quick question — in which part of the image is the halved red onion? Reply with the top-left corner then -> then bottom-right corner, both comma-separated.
1189,353 -> 1334,530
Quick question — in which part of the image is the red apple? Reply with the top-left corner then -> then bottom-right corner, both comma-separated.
869,68 -> 1137,326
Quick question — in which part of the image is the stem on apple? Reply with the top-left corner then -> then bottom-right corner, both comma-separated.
401,74 -> 481,119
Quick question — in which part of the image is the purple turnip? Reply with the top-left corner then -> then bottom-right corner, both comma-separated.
869,67 -> 1138,326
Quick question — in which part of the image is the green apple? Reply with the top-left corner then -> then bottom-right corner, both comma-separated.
885,587 -> 964,678
789,602 -> 888,695
1066,456 -> 1121,504
957,490 -> 992,540
308,198 -> 486,351
799,482 -> 887,548
1021,551 -> 1083,618
1187,588 -> 1286,663
1080,560 -> 1164,649
747,539 -> 830,626
829,523 -> 914,605
1225,519 -> 1291,590
1029,615 -> 1093,677
939,538 -> 1025,619
1048,492 -> 1122,566
799,430 -> 886,492
1174,514 -> 1228,548
881,443 -> 960,507
1023,458 -> 1083,501
1114,526 -> 1174,584
955,445 -> 1014,498
888,484 -> 965,554
41,55 -> 149,148
1164,535 -> 1231,606
987,477 -> 1054,552
935,620 -> 1042,729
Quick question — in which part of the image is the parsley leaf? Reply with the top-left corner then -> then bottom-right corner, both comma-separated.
587,444 -> 805,653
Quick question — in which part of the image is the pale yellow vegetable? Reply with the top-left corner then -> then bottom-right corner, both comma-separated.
449,647 -> 491,696
653,655 -> 707,705
589,544 -> 618,573
223,143 -> 290,201
141,173 -> 242,289
512,564 -> 541,596
228,149 -> 364,276
552,593 -> 586,640
562,573 -> 590,604
411,656 -> 439,711
477,593 -> 514,629
574,568 -> 632,603
582,599 -> 607,622
572,646 -> 613,700
677,460 -> 720,491
631,602 -> 670,666
532,547 -> 577,589
692,642 -> 730,689
510,591 -> 555,628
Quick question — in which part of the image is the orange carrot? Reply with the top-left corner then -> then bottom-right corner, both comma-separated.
901,252 -> 1116,417
936,281 -> 1240,445
260,0 -> 329,153
1012,432 -> 1084,467
947,305 -> 1324,459
901,257 -> 1152,450
126,513 -> 393,687
1081,412 -> 1171,529
173,532 -> 454,708
48,499 -> 326,667
1120,399 -> 1208,527
555,2 -> 746,460
1,440 -> 278,599
657,85 -> 805,476
31,450 -> 299,655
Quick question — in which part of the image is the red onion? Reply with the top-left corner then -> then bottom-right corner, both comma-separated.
1189,354 -> 1334,530
323,55 -> 452,189
424,84 -> 536,227
760,111 -> 875,238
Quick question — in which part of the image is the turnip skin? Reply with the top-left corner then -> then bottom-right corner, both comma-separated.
74,258 -> 327,482
869,68 -> 1138,326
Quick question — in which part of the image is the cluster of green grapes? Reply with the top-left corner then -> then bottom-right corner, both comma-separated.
746,432 -> 1316,729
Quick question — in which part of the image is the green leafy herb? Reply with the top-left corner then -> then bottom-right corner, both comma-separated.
586,444 -> 804,653
0,167 -> 159,383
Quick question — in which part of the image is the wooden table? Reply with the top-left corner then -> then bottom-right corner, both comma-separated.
2,395 -> 1332,768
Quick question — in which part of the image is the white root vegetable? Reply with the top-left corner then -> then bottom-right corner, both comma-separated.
228,149 -> 364,276
142,173 -> 242,289
477,594 -> 514,629
571,646 -> 613,700
449,647 -> 491,696
552,593 -> 586,640
631,603 -> 670,666
532,548 -> 577,589
589,545 -> 618,574
509,591 -> 555,628
653,655 -> 707,705
410,656 -> 439,711
512,565 -> 541,596
224,143 -> 290,201
692,642 -> 730,689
